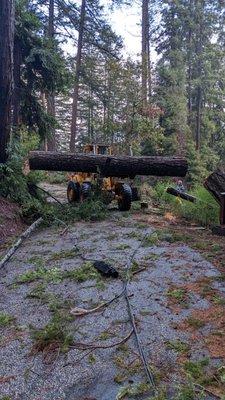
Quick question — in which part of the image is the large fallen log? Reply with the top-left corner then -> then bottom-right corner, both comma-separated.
204,169 -> 225,231
29,151 -> 188,178
204,168 -> 225,205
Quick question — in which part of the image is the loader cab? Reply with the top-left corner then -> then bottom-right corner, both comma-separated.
83,144 -> 112,155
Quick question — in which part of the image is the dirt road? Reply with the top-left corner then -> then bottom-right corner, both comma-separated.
0,196 -> 225,399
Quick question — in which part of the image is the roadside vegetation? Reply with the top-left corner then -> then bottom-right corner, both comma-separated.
151,181 -> 219,227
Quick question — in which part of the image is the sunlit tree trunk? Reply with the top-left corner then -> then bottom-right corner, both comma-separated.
0,0 -> 15,163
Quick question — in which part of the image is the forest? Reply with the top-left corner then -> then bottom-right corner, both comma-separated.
1,1 -> 225,176
0,1 -> 225,400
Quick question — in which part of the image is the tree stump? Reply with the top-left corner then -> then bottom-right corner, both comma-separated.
204,169 -> 225,236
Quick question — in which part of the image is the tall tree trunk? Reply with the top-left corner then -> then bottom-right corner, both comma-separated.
12,37 -> 22,128
141,0 -> 148,108
195,0 -> 203,151
70,0 -> 86,152
196,85 -> 202,151
47,0 -> 56,151
0,0 -> 15,163
147,37 -> 152,100
187,0 -> 193,125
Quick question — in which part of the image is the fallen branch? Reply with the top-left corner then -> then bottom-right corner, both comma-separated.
70,304 -> 106,316
132,267 -> 146,276
32,184 -> 63,206
71,328 -> 133,350
194,383 -> 221,399
0,218 -> 43,269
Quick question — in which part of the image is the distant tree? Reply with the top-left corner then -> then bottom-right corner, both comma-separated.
12,0 -> 69,143
155,0 -> 189,155
141,0 -> 149,107
70,0 -> 86,151
0,0 -> 15,163
46,0 -> 56,151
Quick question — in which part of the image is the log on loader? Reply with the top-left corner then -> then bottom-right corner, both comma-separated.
29,146 -> 188,212
66,144 -> 139,211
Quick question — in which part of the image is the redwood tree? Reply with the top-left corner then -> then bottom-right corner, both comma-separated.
0,0 -> 15,163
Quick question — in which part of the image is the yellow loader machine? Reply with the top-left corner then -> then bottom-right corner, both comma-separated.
67,144 -> 139,211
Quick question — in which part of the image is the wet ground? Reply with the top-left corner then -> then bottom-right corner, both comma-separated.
0,185 -> 225,400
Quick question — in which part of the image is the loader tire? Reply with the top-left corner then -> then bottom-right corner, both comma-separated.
131,187 -> 140,201
118,184 -> 132,211
81,182 -> 92,200
67,181 -> 80,203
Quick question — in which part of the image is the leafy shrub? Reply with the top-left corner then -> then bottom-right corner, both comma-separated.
41,198 -> 108,226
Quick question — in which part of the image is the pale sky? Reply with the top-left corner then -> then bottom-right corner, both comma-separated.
63,1 -> 143,60
109,3 -> 142,59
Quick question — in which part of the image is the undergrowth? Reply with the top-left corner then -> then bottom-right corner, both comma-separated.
0,135 -> 108,225
152,181 -> 219,227
16,261 -> 100,285
30,314 -> 73,354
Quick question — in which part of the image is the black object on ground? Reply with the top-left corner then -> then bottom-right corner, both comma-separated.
93,261 -> 119,278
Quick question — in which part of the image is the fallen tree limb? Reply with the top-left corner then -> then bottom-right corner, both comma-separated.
0,218 -> 43,269
29,151 -> 188,178
30,184 -> 63,206
166,187 -> 197,203
70,328 -> 133,350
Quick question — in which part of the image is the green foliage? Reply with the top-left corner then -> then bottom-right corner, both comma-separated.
186,140 -> 220,185
17,261 -> 101,285
49,248 -> 80,261
167,288 -> 187,303
0,312 -> 14,327
138,118 -> 176,156
151,181 -> 219,227
166,340 -> 189,354
44,172 -> 66,184
31,315 -> 73,353
0,133 -> 43,208
116,382 -> 151,399
184,358 -> 209,380
15,0 -> 71,140
186,317 -> 205,329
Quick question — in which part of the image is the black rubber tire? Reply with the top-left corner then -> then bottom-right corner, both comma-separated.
118,184 -> 132,211
67,181 -> 80,203
81,182 -> 92,200
131,187 -> 140,201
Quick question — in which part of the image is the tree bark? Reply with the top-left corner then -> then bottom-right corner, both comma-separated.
147,35 -> 152,100
187,0 -> 193,125
166,187 -> 197,203
141,0 -> 148,107
204,169 -> 225,206
29,151 -> 188,178
0,0 -> 15,163
195,0 -> 203,150
47,0 -> 56,151
12,36 -> 22,128
70,0 -> 86,152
